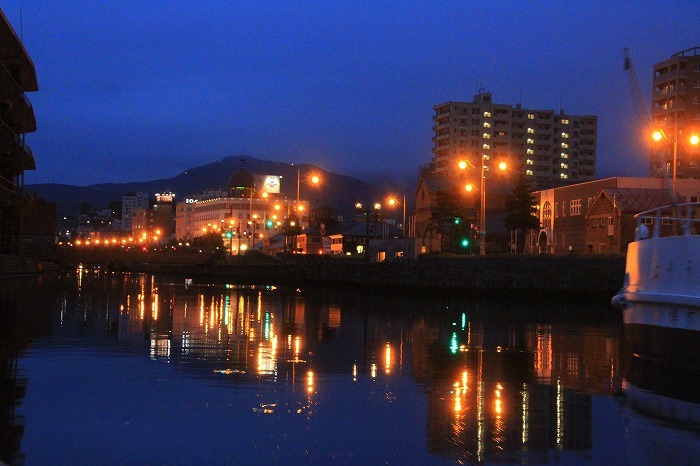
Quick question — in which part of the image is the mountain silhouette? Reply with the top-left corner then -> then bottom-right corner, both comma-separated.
27,155 -> 413,219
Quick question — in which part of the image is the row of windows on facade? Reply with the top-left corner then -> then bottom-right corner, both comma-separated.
653,78 -> 700,93
653,96 -> 700,109
654,62 -> 700,78
542,195 -> 700,224
436,106 -> 595,125
447,119 -> 597,135
193,212 -> 267,222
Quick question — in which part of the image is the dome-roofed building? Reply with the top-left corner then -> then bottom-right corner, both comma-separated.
228,160 -> 256,198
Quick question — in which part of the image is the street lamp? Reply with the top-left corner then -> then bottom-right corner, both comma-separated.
296,167 -> 321,203
652,128 -> 699,193
461,157 -> 507,255
387,195 -> 406,236
356,202 -> 381,261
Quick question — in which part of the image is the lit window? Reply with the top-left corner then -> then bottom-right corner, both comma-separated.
527,114 -> 535,120
482,143 -> 490,149
561,142 -> 569,148
527,127 -> 535,133
526,170 -> 534,176
527,138 -> 534,144
526,159 -> 534,165
526,149 -> 534,155
562,119 -> 569,124
483,111 -> 491,117
483,122 -> 491,128
561,132 -> 569,138
561,152 -> 568,159
560,173 -> 568,179
561,163 -> 568,169
482,133 -> 490,139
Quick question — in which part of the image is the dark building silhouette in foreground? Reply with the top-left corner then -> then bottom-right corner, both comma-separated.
0,8 -> 38,254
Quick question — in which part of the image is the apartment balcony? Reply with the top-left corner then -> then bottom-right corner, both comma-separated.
431,133 -> 450,143
0,119 -> 35,173
0,61 -> 36,133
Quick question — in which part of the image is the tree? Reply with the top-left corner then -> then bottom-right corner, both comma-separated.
503,175 -> 540,253
429,187 -> 477,253
192,231 -> 225,255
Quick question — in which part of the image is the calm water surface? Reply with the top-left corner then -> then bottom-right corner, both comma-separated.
1,268 -> 699,465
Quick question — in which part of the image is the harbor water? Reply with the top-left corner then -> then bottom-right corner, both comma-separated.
2,267 -> 699,465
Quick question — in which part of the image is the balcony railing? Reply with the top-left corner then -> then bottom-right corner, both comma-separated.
0,61 -> 34,119
0,118 -> 35,170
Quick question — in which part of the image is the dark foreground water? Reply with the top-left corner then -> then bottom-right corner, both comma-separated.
1,267 -> 699,465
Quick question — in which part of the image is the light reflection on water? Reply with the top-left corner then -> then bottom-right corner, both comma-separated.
0,268 -> 698,464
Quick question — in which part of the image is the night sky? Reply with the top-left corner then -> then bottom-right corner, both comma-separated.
4,1 -> 699,186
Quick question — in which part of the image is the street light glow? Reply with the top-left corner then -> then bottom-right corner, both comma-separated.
691,134 -> 700,145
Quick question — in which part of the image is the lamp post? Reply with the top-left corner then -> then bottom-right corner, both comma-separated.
296,167 -> 321,203
462,157 -> 506,255
387,195 -> 406,237
356,202 -> 381,261
652,128 -> 700,194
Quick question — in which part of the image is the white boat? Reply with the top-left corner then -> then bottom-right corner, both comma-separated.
611,202 -> 700,366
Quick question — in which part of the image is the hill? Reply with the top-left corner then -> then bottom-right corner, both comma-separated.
26,156 -> 415,219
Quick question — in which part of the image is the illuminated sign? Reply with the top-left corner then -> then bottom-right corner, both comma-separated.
257,175 -> 281,194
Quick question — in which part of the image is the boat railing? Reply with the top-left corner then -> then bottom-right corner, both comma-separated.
634,202 -> 700,240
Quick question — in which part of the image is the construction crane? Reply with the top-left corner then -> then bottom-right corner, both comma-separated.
623,47 -> 650,123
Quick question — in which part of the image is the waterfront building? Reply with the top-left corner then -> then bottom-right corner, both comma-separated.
132,192 -> 175,243
0,9 -> 38,254
413,173 -> 509,254
298,221 -> 408,260
585,188 -> 672,254
651,47 -> 700,179
429,92 -> 597,187
174,167 -> 310,253
121,192 -> 149,232
531,177 -> 700,254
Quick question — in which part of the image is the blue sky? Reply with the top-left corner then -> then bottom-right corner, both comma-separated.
4,1 -> 700,186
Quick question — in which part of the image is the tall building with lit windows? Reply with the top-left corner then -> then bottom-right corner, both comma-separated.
650,47 -> 700,179
429,92 -> 597,188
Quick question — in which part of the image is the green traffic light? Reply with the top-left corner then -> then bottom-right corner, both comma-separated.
461,238 -> 469,248
225,231 -> 232,239
454,217 -> 461,225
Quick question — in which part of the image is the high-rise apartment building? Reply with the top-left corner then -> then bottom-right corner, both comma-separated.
651,47 -> 700,179
429,92 -> 597,187
121,192 -> 149,232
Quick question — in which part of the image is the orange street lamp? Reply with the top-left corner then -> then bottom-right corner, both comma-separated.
295,167 -> 322,203
460,157 -> 507,255
387,195 -> 406,236
652,128 -> 700,193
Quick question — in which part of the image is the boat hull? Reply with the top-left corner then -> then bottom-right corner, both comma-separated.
624,302 -> 700,367
613,231 -> 700,366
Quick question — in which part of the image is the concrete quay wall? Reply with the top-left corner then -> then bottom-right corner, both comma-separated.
93,254 -> 626,300
43,247 -> 625,299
